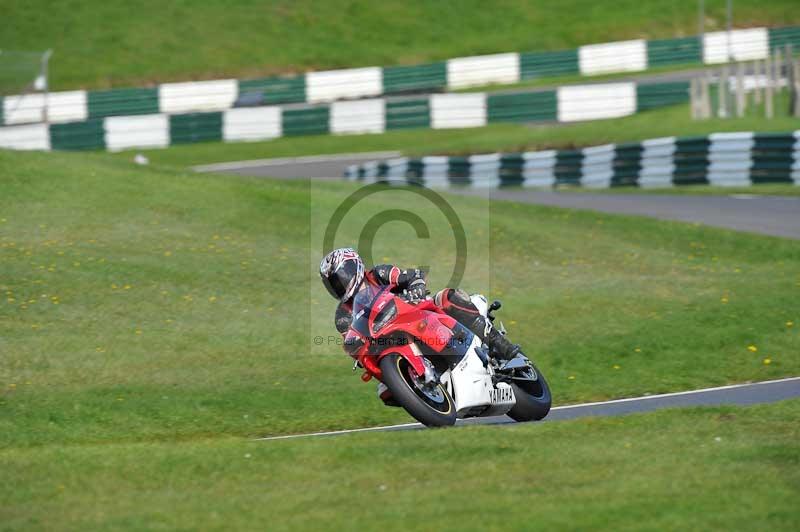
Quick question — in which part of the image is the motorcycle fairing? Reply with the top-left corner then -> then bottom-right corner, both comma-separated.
443,334 -> 516,418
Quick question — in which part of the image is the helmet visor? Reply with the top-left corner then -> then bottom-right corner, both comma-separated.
322,260 -> 359,301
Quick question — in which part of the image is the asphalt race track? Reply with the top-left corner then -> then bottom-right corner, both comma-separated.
196,154 -> 800,239
257,377 -> 800,441
454,188 -> 800,239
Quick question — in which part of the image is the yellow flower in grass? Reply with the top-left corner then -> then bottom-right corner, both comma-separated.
763,358 -> 771,365
747,345 -> 758,352
613,364 -> 621,370
568,375 -> 576,380
787,321 -> 794,328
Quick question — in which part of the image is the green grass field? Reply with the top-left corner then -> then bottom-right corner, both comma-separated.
3,400 -> 799,530
2,147 -> 799,529
3,0 -> 799,90
1,148 -> 798,448
124,102 -> 800,169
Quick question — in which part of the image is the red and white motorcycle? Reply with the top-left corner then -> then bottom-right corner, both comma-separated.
344,283 -> 551,427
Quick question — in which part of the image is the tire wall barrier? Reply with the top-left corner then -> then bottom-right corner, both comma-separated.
1,26 -> 798,126
0,79 -> 688,152
343,131 -> 800,189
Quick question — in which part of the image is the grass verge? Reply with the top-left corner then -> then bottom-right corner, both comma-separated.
1,149 -> 798,448
2,400 -> 799,530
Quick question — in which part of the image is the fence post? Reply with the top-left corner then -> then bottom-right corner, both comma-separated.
765,53 -> 774,118
690,78 -> 699,119
753,59 -> 762,104
794,58 -> 800,117
718,66 -> 729,118
701,74 -> 712,118
735,62 -> 746,117
786,44 -> 796,116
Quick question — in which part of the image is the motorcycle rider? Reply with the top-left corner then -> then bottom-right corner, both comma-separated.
319,247 -> 522,361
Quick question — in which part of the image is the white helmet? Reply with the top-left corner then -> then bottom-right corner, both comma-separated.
319,248 -> 365,302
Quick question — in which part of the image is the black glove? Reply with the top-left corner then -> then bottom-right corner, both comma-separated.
406,279 -> 428,301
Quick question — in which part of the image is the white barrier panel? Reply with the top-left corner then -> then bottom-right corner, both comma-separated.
421,155 -> 450,187
385,157 -> 410,179
579,40 -> 647,76
46,90 -> 88,123
468,153 -> 501,188
557,82 -> 636,122
430,93 -> 487,129
104,114 -> 169,152
522,150 -> 557,187
703,28 -> 768,64
447,53 -> 520,90
2,93 -> 45,125
793,132 -> 800,184
306,67 -> 382,104
0,123 -> 50,150
223,106 -> 282,142
641,136 -> 677,158
639,136 -> 676,187
159,80 -> 238,114
330,98 -> 385,134
707,132 -> 754,186
580,144 -> 615,187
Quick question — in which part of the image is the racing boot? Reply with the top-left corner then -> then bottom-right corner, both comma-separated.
466,315 -> 522,361
435,288 -> 522,361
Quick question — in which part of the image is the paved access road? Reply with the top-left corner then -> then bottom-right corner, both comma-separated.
453,188 -> 800,239
197,154 -> 800,239
257,377 -> 800,441
193,151 -> 401,179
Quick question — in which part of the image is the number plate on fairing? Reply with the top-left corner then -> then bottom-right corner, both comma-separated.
489,385 -> 515,405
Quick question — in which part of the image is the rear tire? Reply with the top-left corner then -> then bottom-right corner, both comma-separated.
507,363 -> 551,422
379,354 -> 457,427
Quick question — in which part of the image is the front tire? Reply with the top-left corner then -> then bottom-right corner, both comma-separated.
379,354 -> 456,427
507,362 -> 551,422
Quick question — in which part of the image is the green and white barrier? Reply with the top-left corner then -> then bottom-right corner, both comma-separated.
1,26 -> 798,127
0,79 -> 691,152
344,131 -> 800,188
578,39 -> 647,75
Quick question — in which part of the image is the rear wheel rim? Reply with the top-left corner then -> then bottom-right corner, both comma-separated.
515,366 -> 546,399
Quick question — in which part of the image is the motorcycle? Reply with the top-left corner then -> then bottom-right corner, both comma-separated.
345,283 -> 551,427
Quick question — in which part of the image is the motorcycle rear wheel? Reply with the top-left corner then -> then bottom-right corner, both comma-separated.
379,354 -> 457,427
507,362 -> 552,422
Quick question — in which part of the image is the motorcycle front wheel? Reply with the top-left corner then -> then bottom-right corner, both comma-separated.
379,354 -> 457,427
507,362 -> 552,422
